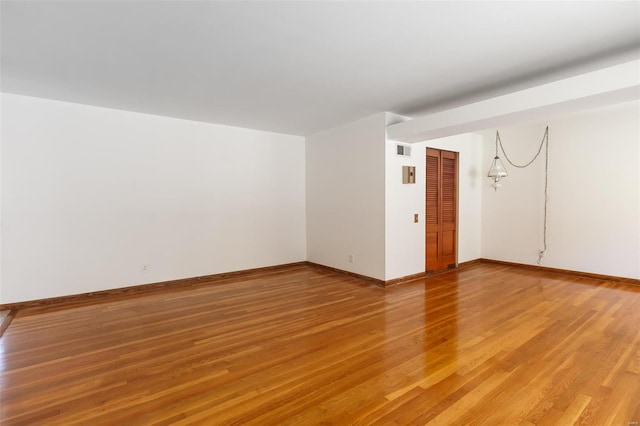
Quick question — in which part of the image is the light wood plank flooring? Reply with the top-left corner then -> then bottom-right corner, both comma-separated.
1,263 -> 639,425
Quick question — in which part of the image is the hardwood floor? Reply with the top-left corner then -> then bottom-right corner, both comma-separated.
1,263 -> 639,425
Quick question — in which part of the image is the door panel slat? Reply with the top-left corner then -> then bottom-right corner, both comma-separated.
426,149 -> 458,272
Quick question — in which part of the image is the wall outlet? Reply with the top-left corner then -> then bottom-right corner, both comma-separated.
140,264 -> 150,273
348,254 -> 354,263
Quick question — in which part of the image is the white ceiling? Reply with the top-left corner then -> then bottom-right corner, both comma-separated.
2,1 -> 639,136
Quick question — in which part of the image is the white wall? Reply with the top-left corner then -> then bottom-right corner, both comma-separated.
481,101 -> 640,279
385,133 -> 483,280
0,93 -> 306,303
306,113 -> 387,280
3,94 -> 635,305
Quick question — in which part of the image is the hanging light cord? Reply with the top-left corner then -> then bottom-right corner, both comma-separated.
496,126 -> 548,168
496,126 -> 550,264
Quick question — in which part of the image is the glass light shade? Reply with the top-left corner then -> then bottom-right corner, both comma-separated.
488,156 -> 508,191
487,156 -> 508,179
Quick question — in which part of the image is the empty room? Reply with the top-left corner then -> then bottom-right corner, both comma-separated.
1,1 -> 639,424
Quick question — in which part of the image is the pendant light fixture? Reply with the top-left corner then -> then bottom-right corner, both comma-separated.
487,131 -> 508,190
487,126 -> 550,265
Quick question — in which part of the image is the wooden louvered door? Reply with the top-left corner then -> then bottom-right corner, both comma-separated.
426,148 -> 458,273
